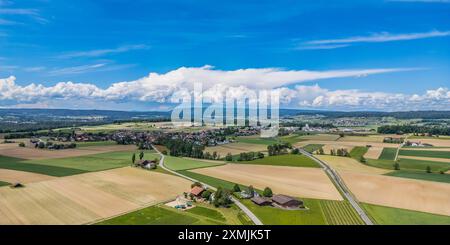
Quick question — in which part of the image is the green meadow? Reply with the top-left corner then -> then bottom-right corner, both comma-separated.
366,158 -> 449,172
362,203 -> 450,225
399,149 -> 450,159
96,204 -> 248,225
378,148 -> 397,160
235,154 -> 320,168
164,156 -> 225,171
0,150 -> 159,177
386,171 -> 450,184
303,144 -> 324,153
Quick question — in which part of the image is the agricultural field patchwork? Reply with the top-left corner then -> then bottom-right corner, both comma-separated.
192,164 -> 343,201
0,167 -> 192,225
0,155 -> 88,177
299,134 -> 341,141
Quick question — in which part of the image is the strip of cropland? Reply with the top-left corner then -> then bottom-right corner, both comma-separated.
316,155 -> 390,175
0,167 -> 191,224
163,156 -> 225,171
399,149 -> 450,159
234,154 -> 320,168
0,143 -> 137,160
362,203 -> 450,225
204,142 -> 268,156
366,158 -> 449,172
180,170 -> 362,225
0,155 -> 87,177
0,169 -> 56,184
378,148 -> 397,160
386,171 -> 450,184
302,144 -> 324,153
0,180 -> 10,187
349,146 -> 369,160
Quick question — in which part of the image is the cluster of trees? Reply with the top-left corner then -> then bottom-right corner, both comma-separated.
161,138 -> 206,158
383,137 -> 404,144
35,141 -> 77,150
378,125 -> 450,136
314,148 -> 325,155
212,187 -> 233,207
267,143 -> 292,156
203,151 -> 221,160
330,148 -> 349,157
237,152 -> 264,161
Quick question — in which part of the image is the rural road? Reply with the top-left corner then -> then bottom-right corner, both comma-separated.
151,145 -> 264,225
298,149 -> 374,225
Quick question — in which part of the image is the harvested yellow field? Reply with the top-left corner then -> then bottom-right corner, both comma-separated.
340,171 -> 450,216
295,140 -> 399,149
0,169 -> 56,184
337,135 -> 386,143
316,155 -> 390,175
205,143 -> 267,156
414,139 -> 450,147
364,146 -> 384,159
0,167 -> 191,224
399,155 -> 450,163
192,164 -> 343,201
0,144 -> 136,160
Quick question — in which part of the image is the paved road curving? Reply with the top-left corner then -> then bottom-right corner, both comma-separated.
151,145 -> 263,225
298,149 -> 374,225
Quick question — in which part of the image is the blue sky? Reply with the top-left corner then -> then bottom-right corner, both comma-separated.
0,0 -> 449,111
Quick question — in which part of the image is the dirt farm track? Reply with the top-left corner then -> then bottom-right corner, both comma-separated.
193,164 -> 343,201
0,167 -> 191,224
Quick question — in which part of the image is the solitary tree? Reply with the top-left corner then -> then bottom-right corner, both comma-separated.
233,184 -> 241,193
247,185 -> 255,198
263,187 -> 273,198
139,151 -> 144,160
426,166 -> 432,173
225,153 -> 233,162
131,153 -> 136,165
394,161 -> 400,170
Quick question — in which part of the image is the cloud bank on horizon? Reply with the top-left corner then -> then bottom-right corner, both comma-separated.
0,66 -> 448,111
0,0 -> 449,111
